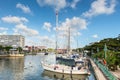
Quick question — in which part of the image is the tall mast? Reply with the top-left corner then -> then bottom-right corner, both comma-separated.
68,26 -> 70,54
55,0 -> 58,52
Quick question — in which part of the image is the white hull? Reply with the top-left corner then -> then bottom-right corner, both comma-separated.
41,61 -> 90,75
42,70 -> 88,80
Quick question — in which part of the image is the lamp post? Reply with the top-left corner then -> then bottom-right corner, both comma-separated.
104,44 -> 107,60
97,47 -> 99,53
104,43 -> 108,69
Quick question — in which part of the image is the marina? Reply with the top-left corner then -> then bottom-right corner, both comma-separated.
0,54 -> 96,80
41,53 -> 90,75
0,0 -> 120,80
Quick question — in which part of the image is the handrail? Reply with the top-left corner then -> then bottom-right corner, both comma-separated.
93,58 -> 118,80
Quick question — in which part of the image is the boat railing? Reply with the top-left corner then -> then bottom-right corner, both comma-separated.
42,61 -> 88,73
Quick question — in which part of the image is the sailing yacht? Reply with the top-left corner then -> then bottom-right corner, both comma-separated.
41,53 -> 90,75
41,26 -> 90,75
41,0 -> 90,75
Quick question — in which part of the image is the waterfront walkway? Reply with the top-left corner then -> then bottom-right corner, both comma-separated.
111,70 -> 120,80
90,59 -> 107,80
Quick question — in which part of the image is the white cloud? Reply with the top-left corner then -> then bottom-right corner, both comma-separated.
57,17 -> 87,37
61,17 -> 87,30
1,15 -> 28,24
37,0 -> 67,11
16,3 -> 31,14
0,27 -> 8,31
43,22 -> 52,32
37,0 -> 82,11
0,27 -> 8,35
53,17 -> 87,48
13,24 -> 39,36
0,31 -> 7,35
24,35 -> 55,48
38,35 -> 55,48
83,0 -> 116,18
71,0 -> 80,8
92,34 -> 98,38
25,36 -> 42,46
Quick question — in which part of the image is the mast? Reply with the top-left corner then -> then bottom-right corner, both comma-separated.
76,32 -> 79,52
68,26 -> 70,54
55,0 -> 58,53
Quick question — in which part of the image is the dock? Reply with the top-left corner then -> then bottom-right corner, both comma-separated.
90,59 -> 107,80
111,70 -> 120,80
0,54 -> 24,57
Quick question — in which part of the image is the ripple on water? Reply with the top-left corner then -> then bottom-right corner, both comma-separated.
0,54 -> 96,80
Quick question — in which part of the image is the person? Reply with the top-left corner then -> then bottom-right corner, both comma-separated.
103,58 -> 106,65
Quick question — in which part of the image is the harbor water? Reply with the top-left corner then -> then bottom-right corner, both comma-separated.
0,54 -> 96,80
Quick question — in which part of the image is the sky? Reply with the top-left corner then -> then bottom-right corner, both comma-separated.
0,0 -> 120,49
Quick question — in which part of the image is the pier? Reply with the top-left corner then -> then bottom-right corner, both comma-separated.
0,54 -> 24,57
90,59 -> 107,80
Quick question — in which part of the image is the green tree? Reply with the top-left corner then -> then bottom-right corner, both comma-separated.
17,47 -> 23,54
4,46 -> 13,54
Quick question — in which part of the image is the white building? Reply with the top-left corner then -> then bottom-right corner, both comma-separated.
0,35 -> 25,47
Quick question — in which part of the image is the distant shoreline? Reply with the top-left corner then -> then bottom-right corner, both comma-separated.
0,54 -> 24,57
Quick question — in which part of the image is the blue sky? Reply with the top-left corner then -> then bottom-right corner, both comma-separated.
0,0 -> 120,49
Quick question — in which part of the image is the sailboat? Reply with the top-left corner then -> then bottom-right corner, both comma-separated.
41,56 -> 90,75
41,23 -> 90,75
41,0 -> 90,75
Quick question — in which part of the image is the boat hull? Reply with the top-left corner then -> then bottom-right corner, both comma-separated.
42,70 -> 88,80
41,61 -> 90,75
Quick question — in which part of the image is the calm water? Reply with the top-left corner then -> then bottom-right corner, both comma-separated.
0,54 -> 96,80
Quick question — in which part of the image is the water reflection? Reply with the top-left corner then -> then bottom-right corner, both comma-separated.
0,54 -> 95,80
42,70 -> 89,80
0,57 -> 24,80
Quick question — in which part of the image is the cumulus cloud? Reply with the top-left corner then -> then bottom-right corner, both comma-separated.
92,34 -> 98,38
53,17 -> 87,48
43,22 -> 52,32
0,27 -> 8,35
71,0 -> 80,8
13,24 -> 39,36
56,17 -> 87,37
37,0 -> 67,11
16,3 -> 31,14
0,27 -> 8,31
40,36 -> 53,43
60,17 -> 87,30
1,15 -> 28,24
83,0 -> 116,18
0,31 -> 7,35
38,35 -> 55,48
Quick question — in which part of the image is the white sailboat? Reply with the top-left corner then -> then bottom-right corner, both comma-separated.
41,22 -> 90,75
41,0 -> 90,75
41,61 -> 89,75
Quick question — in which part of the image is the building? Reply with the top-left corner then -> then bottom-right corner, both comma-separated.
57,49 -> 67,54
24,46 -> 47,52
0,35 -> 25,47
